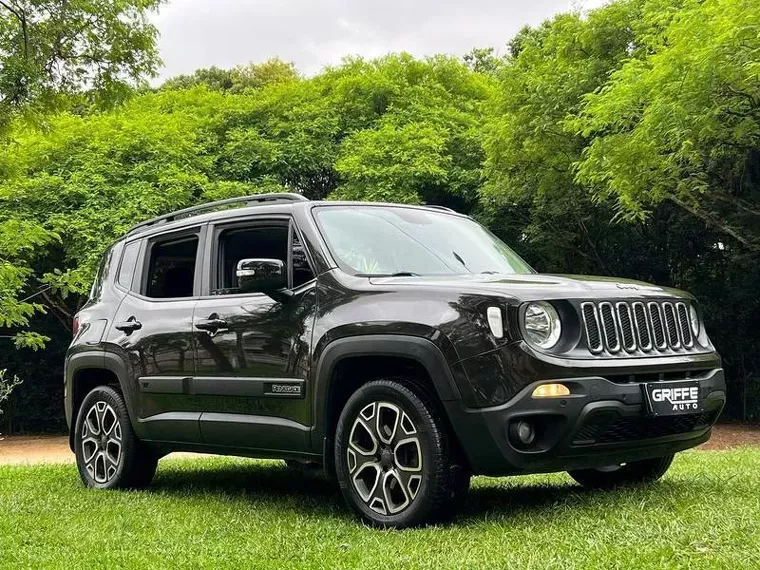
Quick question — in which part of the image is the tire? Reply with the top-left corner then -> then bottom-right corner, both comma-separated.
334,378 -> 464,528
74,385 -> 158,490
568,454 -> 675,489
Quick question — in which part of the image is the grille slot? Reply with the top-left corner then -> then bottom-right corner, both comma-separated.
676,302 -> 693,347
616,302 -> 636,351
580,300 -> 699,355
662,303 -> 680,348
598,302 -> 620,353
632,302 -> 652,350
648,302 -> 667,349
581,303 -> 602,353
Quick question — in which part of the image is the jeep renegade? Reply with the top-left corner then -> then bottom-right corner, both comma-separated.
65,193 -> 726,528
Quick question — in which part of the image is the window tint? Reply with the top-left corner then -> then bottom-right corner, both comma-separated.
145,236 -> 198,298
292,231 -> 314,288
215,226 -> 289,293
117,241 -> 141,290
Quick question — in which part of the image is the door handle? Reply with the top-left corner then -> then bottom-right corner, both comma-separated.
195,316 -> 228,332
115,317 -> 142,334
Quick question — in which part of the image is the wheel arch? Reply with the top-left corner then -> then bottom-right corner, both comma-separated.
66,351 -> 136,452
312,334 -> 463,473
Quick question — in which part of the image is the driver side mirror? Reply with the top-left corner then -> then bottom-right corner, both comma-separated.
236,258 -> 286,295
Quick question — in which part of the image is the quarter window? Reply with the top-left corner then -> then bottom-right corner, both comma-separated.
117,241 -> 141,290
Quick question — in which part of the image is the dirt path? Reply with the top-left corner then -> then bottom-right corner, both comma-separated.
1,424 -> 759,466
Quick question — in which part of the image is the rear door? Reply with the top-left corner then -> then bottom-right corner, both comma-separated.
192,216 -> 317,453
106,226 -> 205,442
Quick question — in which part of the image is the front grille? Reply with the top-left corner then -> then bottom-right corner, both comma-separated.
581,300 -> 698,355
572,409 -> 719,446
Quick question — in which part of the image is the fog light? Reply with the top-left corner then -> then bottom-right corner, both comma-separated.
532,383 -> 570,398
510,419 -> 536,447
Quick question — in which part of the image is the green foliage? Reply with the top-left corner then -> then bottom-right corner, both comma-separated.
161,58 -> 300,93
574,0 -> 760,251
0,0 -> 163,130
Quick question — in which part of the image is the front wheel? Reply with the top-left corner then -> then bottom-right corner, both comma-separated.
568,454 -> 675,489
334,379 -> 465,528
74,385 -> 158,490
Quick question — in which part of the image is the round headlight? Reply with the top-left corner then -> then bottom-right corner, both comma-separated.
523,301 -> 562,349
689,304 -> 700,336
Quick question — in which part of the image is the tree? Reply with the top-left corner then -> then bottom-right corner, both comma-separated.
0,0 -> 163,129
161,58 -> 299,93
575,0 -> 760,251
482,0 -> 651,270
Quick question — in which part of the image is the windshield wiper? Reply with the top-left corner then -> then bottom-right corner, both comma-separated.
357,271 -> 420,277
480,270 -> 500,275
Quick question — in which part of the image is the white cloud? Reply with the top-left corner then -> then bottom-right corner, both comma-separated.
152,0 -> 608,81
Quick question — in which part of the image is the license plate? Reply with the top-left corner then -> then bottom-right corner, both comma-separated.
644,380 -> 702,417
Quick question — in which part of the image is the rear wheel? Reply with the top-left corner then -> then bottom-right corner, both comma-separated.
334,378 -> 465,528
568,454 -> 675,489
74,385 -> 157,490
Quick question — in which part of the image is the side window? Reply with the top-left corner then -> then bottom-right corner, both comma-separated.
215,225 -> 289,294
144,235 -> 199,298
292,230 -> 315,288
90,245 -> 116,301
117,241 -> 141,290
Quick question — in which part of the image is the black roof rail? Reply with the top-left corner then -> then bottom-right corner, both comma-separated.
424,204 -> 456,213
127,193 -> 309,235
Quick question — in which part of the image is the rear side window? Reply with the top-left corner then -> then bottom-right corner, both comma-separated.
89,246 -> 116,301
144,235 -> 199,298
117,241 -> 141,290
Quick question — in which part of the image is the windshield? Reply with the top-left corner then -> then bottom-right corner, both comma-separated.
313,206 -> 534,276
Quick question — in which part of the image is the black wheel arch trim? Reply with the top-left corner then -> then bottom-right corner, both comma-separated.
65,350 -> 139,452
312,334 -> 464,462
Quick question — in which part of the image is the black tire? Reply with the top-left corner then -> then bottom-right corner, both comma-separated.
74,385 -> 158,490
568,454 -> 675,489
334,378 -> 463,528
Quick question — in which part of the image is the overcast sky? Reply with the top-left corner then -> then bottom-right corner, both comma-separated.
153,0 -> 607,81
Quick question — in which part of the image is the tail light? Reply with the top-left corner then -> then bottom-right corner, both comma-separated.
72,316 -> 81,337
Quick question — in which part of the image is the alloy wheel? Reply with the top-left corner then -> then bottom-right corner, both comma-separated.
346,401 -> 423,515
81,401 -> 123,484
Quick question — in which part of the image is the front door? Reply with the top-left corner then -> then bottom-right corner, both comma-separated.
192,218 -> 317,453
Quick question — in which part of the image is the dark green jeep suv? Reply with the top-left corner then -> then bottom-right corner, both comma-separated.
65,193 -> 725,528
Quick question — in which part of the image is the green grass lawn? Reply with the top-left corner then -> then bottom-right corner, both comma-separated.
1,449 -> 758,569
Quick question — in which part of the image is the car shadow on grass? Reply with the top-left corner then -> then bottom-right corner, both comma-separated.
457,478 -> 696,524
145,459 -> 696,526
149,460 -> 342,516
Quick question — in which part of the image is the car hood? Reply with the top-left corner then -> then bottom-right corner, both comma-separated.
367,273 -> 691,302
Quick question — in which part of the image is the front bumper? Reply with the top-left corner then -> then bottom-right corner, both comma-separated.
445,368 -> 726,476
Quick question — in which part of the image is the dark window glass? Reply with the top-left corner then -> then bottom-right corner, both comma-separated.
145,236 -> 198,298
117,241 -> 140,290
215,226 -> 288,293
291,231 -> 314,288
90,246 -> 116,301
